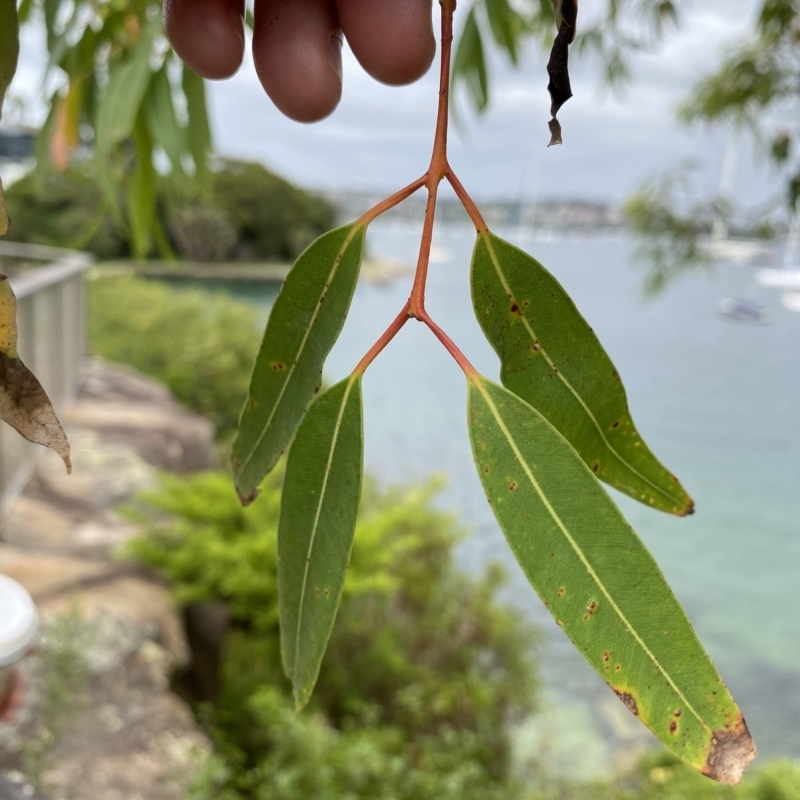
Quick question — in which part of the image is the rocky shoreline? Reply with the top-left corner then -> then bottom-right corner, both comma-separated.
0,360 -> 217,800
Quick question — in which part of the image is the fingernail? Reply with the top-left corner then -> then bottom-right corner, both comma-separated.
328,30 -> 343,81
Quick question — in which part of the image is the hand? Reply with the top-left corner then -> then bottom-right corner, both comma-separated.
164,0 -> 436,123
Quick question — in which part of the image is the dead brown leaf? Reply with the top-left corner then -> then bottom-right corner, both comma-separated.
0,350 -> 72,473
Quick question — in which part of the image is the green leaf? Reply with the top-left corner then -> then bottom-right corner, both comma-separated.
471,231 -> 693,516
232,224 -> 366,501
182,65 -> 212,184
94,25 -> 156,159
452,7 -> 489,113
145,65 -> 186,175
0,0 -> 19,117
485,0 -> 521,63
94,21 -> 157,220
279,375 -> 363,710
467,375 -> 756,784
128,110 -> 156,260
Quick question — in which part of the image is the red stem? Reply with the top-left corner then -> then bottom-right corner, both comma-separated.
358,176 -> 427,226
417,310 -> 478,377
352,303 -> 410,376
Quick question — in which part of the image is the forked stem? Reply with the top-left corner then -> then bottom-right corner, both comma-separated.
353,304 -> 410,376
358,176 -> 427,226
408,0 -> 456,318
350,0 -> 483,378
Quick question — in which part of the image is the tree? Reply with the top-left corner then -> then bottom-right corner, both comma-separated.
0,0 -> 770,787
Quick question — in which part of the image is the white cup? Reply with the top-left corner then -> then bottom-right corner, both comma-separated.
0,575 -> 39,718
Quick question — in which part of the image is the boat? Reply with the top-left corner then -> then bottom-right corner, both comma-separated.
781,292 -> 800,313
718,298 -> 771,324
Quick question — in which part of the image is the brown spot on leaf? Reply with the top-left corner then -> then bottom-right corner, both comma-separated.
611,421 -> 620,429
272,362 -> 285,371
510,303 -> 521,315
508,481 -> 517,491
669,720 -> 678,734
614,664 -> 621,672
674,709 -> 682,718
613,690 -> 639,717
592,462 -> 600,473
557,587 -> 566,598
324,589 -> 330,598
248,398 -> 256,408
702,717 -> 757,785
236,486 -> 259,507
532,340 -> 542,352
583,600 -> 598,620
602,651 -> 610,662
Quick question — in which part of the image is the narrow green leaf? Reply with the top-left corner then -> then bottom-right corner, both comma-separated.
485,0 -> 521,63
472,231 -> 693,516
452,7 -> 489,112
128,110 -> 156,260
145,66 -> 186,175
467,375 -> 755,784
232,224 -> 366,501
94,21 -> 157,221
182,65 -> 211,184
279,375 -> 363,711
94,25 -> 156,159
0,0 -> 19,117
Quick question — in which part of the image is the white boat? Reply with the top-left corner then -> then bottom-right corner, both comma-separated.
781,292 -> 800,313
755,268 -> 800,289
719,298 -> 771,324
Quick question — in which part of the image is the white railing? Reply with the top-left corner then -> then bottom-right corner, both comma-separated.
0,241 -> 93,515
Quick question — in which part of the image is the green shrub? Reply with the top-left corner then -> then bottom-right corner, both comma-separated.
126,470 -> 540,800
88,275 -> 260,436
207,160 -> 336,261
3,159 -> 335,262
3,163 -> 127,260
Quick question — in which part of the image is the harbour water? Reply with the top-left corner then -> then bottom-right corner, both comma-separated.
205,221 -> 800,772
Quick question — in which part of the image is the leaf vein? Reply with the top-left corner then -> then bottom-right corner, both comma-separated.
480,233 -> 676,506
473,379 -> 709,731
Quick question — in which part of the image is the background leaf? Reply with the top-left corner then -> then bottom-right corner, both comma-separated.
279,376 -> 363,710
128,108 -> 156,260
471,231 -> 693,516
467,375 -> 755,783
0,0 -> 19,116
182,65 -> 212,184
232,224 -> 366,501
452,8 -> 489,113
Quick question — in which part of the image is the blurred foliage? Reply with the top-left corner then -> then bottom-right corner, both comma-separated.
126,470 -> 541,799
1,162 -> 127,259
88,275 -> 260,437
22,606 -> 90,788
625,0 -> 800,291
176,159 -> 336,262
3,158 -> 335,262
623,166 -> 714,294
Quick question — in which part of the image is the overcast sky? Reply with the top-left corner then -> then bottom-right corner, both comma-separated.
10,0 -> 790,206
204,0 -> 793,207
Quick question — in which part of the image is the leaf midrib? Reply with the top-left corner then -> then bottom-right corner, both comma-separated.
291,376 -> 358,690
480,233 -> 679,507
471,378 -> 709,732
238,226 -> 363,476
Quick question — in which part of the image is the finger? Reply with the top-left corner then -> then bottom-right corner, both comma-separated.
253,0 -> 343,123
164,0 -> 246,80
335,0 -> 434,86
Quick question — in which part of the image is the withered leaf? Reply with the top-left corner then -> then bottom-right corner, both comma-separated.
547,0 -> 577,146
0,352 -> 72,473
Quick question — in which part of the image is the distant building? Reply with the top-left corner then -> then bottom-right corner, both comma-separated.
0,126 -> 36,161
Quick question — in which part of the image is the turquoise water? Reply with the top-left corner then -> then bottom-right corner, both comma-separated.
178,222 -> 800,764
